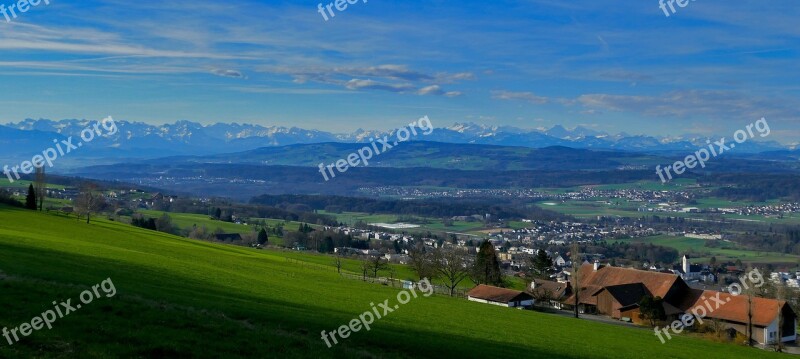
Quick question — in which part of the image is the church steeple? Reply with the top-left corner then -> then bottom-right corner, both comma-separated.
682,254 -> 689,273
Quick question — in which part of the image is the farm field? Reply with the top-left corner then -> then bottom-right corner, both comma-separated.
588,179 -> 699,191
318,211 -> 486,234
537,198 -> 800,225
612,235 -> 800,265
0,180 -> 66,190
0,206 -> 782,358
534,200 -> 641,217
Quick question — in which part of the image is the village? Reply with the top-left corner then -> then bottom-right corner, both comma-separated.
5,181 -> 800,349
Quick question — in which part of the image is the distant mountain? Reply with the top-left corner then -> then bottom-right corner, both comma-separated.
140,141 -> 659,171
2,119 -> 788,162
73,141 -> 800,199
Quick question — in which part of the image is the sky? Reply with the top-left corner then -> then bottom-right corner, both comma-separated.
0,0 -> 798,143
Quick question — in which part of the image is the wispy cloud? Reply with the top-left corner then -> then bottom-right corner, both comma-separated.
210,68 -> 247,79
260,64 -> 468,96
492,90 -> 549,104
576,90 -> 799,121
418,85 -> 462,97
345,79 -> 415,93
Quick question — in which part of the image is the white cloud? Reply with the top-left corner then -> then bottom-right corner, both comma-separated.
491,90 -> 549,104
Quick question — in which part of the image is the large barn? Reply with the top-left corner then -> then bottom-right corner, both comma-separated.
561,263 -> 797,344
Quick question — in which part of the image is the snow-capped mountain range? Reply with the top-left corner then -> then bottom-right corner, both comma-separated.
1,119 -> 789,159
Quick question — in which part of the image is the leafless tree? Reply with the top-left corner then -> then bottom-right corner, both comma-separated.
74,183 -> 104,224
744,266 -> 754,346
408,243 -> 436,280
774,284 -> 786,351
433,246 -> 470,297
708,318 -> 726,340
333,251 -> 343,274
530,286 -> 555,307
34,165 -> 45,211
570,242 -> 581,319
369,256 -> 388,278
360,258 -> 371,281
387,266 -> 397,287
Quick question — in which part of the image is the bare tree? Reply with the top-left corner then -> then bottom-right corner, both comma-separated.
530,285 -> 554,307
570,242 -> 581,319
34,165 -> 45,211
743,266 -> 754,347
369,256 -> 388,278
74,183 -> 104,224
709,318 -> 726,340
774,283 -> 786,351
333,251 -> 343,274
360,258 -> 371,281
433,246 -> 470,297
408,243 -> 436,280
387,266 -> 397,287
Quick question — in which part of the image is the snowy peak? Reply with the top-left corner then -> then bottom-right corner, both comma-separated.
1,118 -> 789,158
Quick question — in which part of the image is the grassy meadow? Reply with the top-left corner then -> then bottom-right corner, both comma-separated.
613,235 -> 800,265
0,206 -> 786,358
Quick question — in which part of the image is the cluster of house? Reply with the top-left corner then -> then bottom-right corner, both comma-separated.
358,186 -> 697,203
467,257 -> 797,346
1,186 -> 80,203
486,220 -> 657,245
334,247 -> 411,264
771,272 -> 800,288
717,203 -> 800,217
327,226 -> 418,243
638,202 -> 800,219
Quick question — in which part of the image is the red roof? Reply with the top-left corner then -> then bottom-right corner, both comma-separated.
678,289 -> 794,327
467,285 -> 533,303
563,264 -> 682,306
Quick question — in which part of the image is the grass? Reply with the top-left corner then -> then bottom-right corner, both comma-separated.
276,250 -> 527,291
613,235 -> 800,265
0,180 -> 66,190
319,211 -> 487,235
590,179 -> 698,191
137,209 -> 257,234
535,200 -> 640,217
0,206 -> 785,358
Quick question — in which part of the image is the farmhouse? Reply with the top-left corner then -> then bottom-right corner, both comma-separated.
678,289 -> 797,345
467,285 -> 533,308
561,263 -> 797,344
563,263 -> 688,324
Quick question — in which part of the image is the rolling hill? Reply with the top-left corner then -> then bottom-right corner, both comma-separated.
0,206 -> 784,358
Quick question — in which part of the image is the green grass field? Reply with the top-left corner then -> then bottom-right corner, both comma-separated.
535,200 -> 640,217
0,180 -> 66,190
319,211 -> 486,234
613,235 -> 800,265
137,209 -> 257,234
590,179 -> 698,191
0,206 -> 785,358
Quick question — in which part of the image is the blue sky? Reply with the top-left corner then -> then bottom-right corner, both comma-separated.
0,0 -> 798,143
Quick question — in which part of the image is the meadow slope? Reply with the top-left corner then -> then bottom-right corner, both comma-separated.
0,206 -> 785,358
